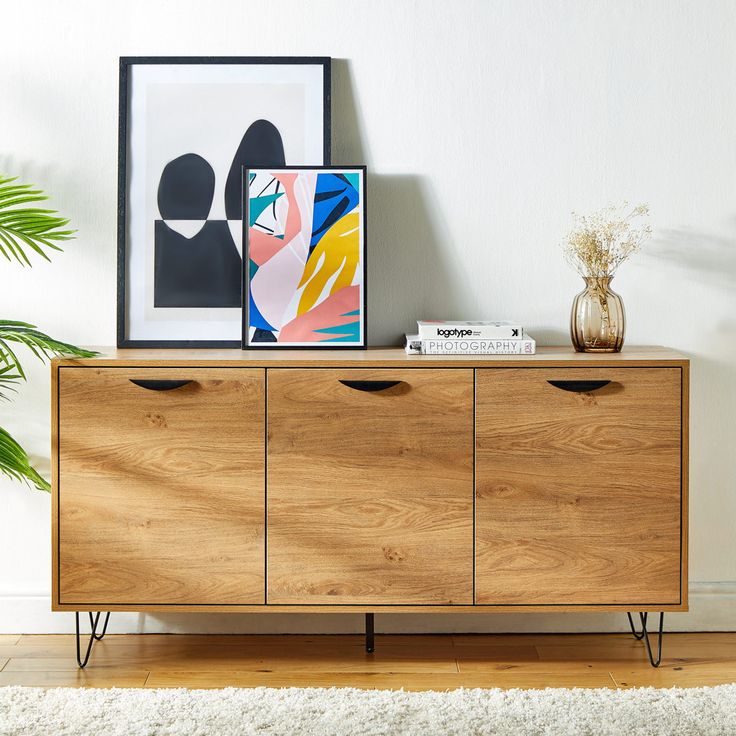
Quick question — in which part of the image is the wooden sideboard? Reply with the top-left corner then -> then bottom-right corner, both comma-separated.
51,346 -> 688,664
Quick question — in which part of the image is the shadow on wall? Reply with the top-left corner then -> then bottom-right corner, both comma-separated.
647,225 -> 736,290
645,222 -> 736,355
528,327 -> 569,345
0,154 -> 54,184
645,221 -> 736,583
367,174 -> 472,345
97,610 -> 672,636
0,154 -> 87,227
332,59 -> 471,346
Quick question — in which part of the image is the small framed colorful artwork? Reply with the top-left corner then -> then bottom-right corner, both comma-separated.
242,166 -> 367,348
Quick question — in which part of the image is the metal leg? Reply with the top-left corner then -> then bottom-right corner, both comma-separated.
626,611 -> 664,667
627,611 -> 648,640
365,613 -> 374,653
89,611 -> 110,641
75,612 -> 110,668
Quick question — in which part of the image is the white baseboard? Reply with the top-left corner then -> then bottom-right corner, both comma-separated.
0,583 -> 733,634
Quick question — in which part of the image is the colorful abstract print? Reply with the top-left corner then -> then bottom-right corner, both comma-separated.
246,169 -> 364,346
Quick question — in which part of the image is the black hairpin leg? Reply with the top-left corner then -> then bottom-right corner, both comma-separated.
75,611 -> 111,668
365,613 -> 374,653
627,612 -> 664,667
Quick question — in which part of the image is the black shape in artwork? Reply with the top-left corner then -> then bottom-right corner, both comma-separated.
252,328 -> 277,343
225,119 -> 285,219
154,153 -> 240,308
153,120 -> 286,309
154,220 -> 241,308
312,196 -> 351,240
157,153 -> 215,220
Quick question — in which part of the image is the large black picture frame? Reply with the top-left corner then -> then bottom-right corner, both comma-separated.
242,165 -> 367,350
117,56 -> 331,348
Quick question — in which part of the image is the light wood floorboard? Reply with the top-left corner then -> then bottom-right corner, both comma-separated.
0,670 -> 149,688
0,634 -> 734,690
144,670 -> 618,690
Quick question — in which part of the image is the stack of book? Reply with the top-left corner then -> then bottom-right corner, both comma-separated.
406,321 -> 536,355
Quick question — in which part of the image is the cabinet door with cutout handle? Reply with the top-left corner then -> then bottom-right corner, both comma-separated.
475,367 -> 684,607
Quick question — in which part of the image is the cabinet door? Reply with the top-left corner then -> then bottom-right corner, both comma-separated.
57,368 -> 265,606
267,369 -> 474,605
475,368 -> 682,606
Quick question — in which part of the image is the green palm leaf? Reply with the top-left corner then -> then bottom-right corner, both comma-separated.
0,174 -> 93,493
0,175 -> 76,265
0,427 -> 49,492
0,363 -> 22,400
0,324 -> 97,492
0,319 -> 97,491
0,320 -> 97,381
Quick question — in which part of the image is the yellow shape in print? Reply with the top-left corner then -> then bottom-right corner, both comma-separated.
297,211 -> 360,316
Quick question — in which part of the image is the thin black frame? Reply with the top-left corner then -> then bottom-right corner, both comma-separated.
242,165 -> 367,350
116,56 -> 332,348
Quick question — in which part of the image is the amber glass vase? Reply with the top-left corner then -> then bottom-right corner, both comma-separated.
570,276 -> 625,352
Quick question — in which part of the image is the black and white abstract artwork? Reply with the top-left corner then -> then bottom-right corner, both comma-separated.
118,58 -> 330,347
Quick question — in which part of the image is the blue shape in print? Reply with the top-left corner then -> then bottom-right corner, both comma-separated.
343,172 -> 361,192
312,309 -> 361,341
248,290 -> 275,332
309,173 -> 359,255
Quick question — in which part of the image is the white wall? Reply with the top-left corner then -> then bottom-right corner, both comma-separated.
1,0 -> 735,634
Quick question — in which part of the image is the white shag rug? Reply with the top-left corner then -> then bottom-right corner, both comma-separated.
2,685 -> 736,736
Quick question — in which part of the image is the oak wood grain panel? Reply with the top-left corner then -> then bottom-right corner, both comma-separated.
53,346 -> 689,368
57,368 -> 265,606
48,602 -> 688,613
681,361 -> 690,607
51,361 -> 60,608
475,367 -> 682,606
267,369 -> 474,605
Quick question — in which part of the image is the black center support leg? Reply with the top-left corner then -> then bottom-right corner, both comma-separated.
626,611 -> 664,667
75,611 -> 111,668
365,613 -> 374,653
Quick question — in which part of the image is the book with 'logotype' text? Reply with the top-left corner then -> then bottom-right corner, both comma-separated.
417,320 -> 523,340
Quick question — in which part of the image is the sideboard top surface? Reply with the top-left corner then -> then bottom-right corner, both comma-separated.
53,346 -> 689,367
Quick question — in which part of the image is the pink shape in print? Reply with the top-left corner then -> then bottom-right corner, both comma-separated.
250,172 -> 317,329
279,285 -> 360,343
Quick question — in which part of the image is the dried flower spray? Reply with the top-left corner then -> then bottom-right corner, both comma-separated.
563,203 -> 651,277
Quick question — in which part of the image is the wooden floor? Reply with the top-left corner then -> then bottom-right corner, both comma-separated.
0,633 -> 735,690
